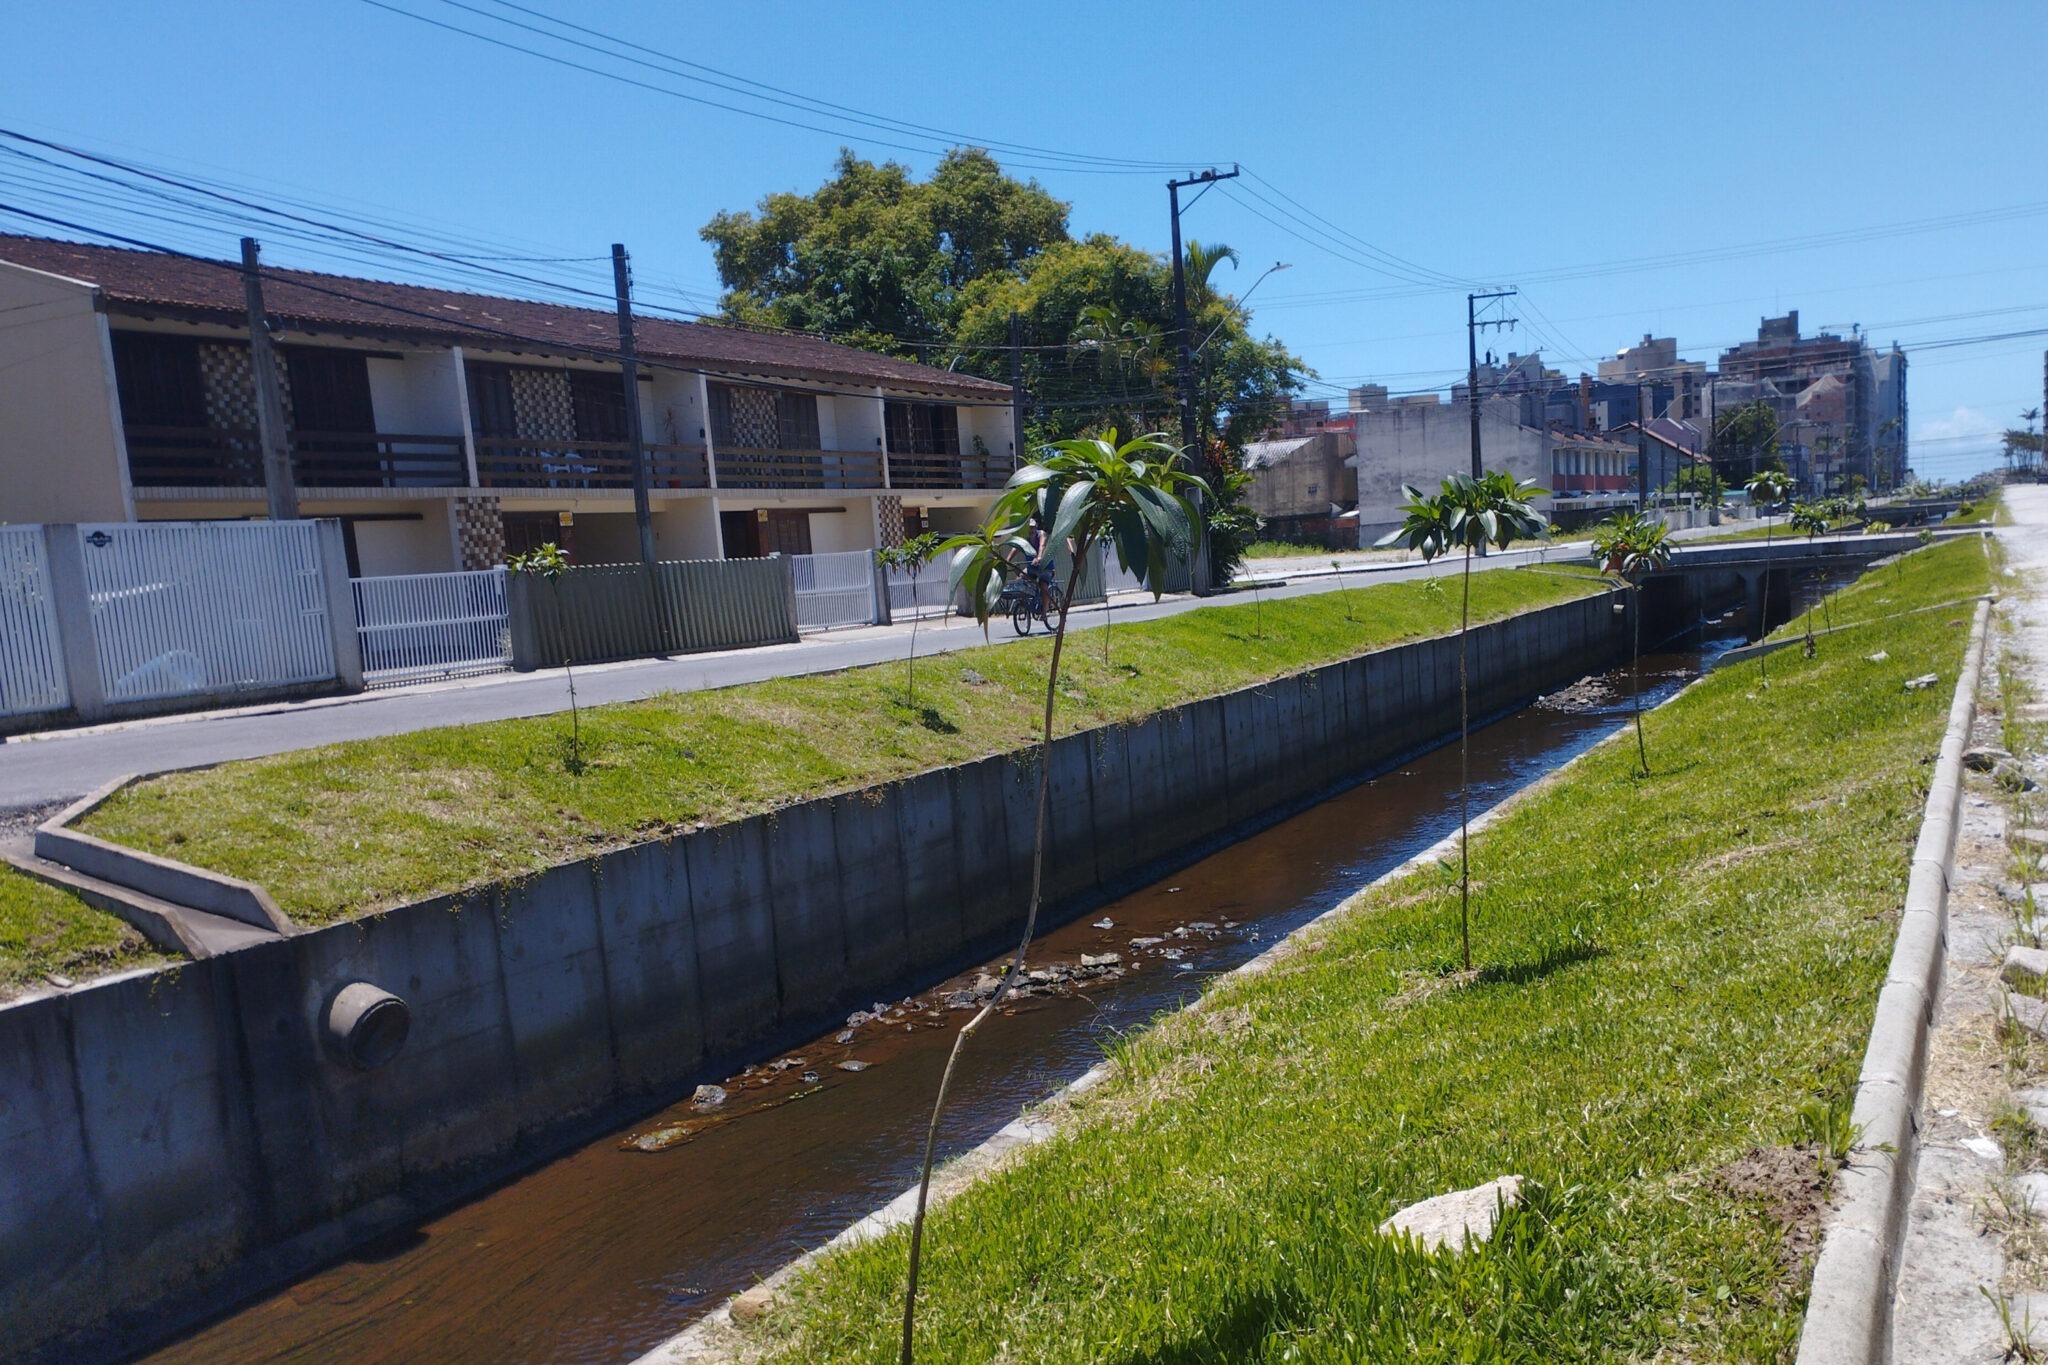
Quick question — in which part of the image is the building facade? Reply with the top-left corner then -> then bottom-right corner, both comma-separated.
0,236 -> 1019,575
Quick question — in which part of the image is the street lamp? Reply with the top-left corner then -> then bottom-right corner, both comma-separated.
1191,261 -> 1291,359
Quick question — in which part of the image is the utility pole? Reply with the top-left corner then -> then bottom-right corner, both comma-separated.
612,243 -> 655,567
1465,289 -> 1517,478
1635,378 -> 1650,513
1168,166 -> 1237,594
240,238 -> 297,521
1007,309 -> 1026,470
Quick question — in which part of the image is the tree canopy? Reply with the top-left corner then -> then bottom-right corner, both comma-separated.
701,148 -> 1071,354
702,149 -> 1305,462
1711,400 -> 1783,482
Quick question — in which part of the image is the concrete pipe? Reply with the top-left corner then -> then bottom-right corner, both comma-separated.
324,982 -> 411,1070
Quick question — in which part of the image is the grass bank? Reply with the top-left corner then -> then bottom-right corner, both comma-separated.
0,867 -> 163,999
733,536 -> 1990,1363
80,566 -> 1603,927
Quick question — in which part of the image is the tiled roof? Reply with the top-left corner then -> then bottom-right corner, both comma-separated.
0,234 -> 1011,398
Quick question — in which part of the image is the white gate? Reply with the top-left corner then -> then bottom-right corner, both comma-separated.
790,550 -> 880,631
0,526 -> 69,718
77,521 -> 336,705
353,568 -> 510,685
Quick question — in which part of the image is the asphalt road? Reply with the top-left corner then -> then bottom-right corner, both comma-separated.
0,541 -> 1591,810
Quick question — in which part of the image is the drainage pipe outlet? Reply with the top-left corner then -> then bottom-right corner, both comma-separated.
324,983 -> 411,1070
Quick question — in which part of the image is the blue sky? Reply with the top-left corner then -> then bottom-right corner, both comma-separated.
5,0 -> 2044,478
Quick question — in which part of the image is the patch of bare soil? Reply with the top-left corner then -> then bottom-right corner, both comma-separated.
1712,1144 -> 1834,1274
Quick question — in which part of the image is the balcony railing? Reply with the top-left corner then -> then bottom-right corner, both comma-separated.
714,447 -> 886,491
474,438 -> 708,491
888,449 -> 1015,491
125,425 -> 468,488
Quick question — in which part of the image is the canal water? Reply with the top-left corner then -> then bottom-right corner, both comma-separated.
139,623 -> 1743,1365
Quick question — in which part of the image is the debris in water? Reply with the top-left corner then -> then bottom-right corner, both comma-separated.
1176,961 -> 1195,972
1168,887 -> 1183,893
1094,918 -> 1114,929
767,1057 -> 806,1073
1189,921 -> 1217,932
835,1030 -> 855,1044
1131,936 -> 1164,948
800,1071 -> 820,1084
845,1009 -> 875,1028
689,1084 -> 727,1111
838,1060 -> 869,1072
1159,947 -> 1184,960
1081,952 -> 1121,967
625,1122 -> 697,1152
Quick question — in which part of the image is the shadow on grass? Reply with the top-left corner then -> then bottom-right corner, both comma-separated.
1109,1285 -> 1304,1365
1477,938 -> 1608,988
890,700 -> 959,734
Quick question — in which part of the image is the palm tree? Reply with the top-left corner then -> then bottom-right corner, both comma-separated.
1182,238 -> 1240,310
1744,469 -> 1792,683
900,432 -> 1206,1365
1376,471 -> 1547,973
1590,511 -> 1674,774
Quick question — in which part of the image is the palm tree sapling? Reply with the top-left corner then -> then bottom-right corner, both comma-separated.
1376,471 -> 1547,973
1590,511 -> 1675,775
873,532 -> 944,708
899,432 -> 1207,1365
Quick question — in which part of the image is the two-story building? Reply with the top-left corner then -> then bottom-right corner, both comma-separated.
0,235 -> 1019,574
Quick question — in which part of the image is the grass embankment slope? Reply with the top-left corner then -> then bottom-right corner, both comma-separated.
0,866 -> 162,999
80,567 -> 1603,927
735,537 -> 1992,1363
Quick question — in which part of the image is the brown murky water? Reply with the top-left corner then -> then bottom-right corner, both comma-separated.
138,629 -> 1738,1365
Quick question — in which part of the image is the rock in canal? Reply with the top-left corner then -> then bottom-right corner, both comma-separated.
837,1059 -> 869,1072
690,1084 -> 728,1111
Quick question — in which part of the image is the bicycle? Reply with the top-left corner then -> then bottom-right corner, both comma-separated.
998,571 -> 1065,636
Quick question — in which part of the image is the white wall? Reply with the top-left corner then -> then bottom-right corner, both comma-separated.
653,498 -> 721,560
1351,396 -> 1551,546
353,512 -> 453,576
835,391 -> 886,457
647,371 -> 703,449
957,400 -> 1015,465
0,263 -> 133,523
806,499 -> 873,553
365,351 -> 465,438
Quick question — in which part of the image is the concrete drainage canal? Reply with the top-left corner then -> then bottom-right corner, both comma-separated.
131,623 -> 1747,1365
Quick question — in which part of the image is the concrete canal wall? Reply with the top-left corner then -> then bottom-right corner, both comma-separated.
0,588 -> 1625,1362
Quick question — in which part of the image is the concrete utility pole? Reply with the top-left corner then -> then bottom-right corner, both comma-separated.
1636,378 -> 1650,513
1167,166 -> 1237,594
612,243 -> 655,567
1465,289 -> 1517,478
1008,309 -> 1026,469
240,238 -> 297,521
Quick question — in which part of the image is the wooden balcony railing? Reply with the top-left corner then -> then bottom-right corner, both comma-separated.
714,447 -> 886,491
125,425 -> 469,488
474,438 -> 709,491
887,449 -> 1016,491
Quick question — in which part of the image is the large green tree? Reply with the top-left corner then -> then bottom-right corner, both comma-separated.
701,148 -> 1071,353
1711,400 -> 1783,483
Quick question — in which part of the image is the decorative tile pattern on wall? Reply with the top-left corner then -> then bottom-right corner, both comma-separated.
454,493 -> 506,570
725,385 -> 780,448
509,368 -> 574,442
875,494 -> 904,548
198,342 -> 291,479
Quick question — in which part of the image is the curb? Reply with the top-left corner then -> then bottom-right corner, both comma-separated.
1793,596 -> 1992,1365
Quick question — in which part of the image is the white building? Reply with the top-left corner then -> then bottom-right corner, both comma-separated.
0,235 -> 1019,574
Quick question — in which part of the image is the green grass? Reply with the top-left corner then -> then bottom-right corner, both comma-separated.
1688,517 -> 1863,545
737,537 -> 1991,1364
79,567 -> 1603,926
1952,489 -> 2000,526
0,866 -> 163,997
1242,539 -> 1360,560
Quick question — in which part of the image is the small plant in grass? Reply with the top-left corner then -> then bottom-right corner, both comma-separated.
508,542 -> 582,772
1789,501 -> 1831,653
1331,559 -> 1356,622
1377,470 -> 1548,972
1982,1284 -> 2042,1361
903,430 -> 1205,1365
1590,510 -> 1674,775
1744,470 -> 1793,682
873,532 -> 944,709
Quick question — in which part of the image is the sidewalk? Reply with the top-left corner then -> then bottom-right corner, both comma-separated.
0,542 -> 1570,810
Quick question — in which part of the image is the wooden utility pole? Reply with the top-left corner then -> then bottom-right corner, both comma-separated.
1636,378 -> 1650,513
241,238 -> 297,521
1464,289 -> 1517,478
1007,309 -> 1026,469
1167,166 -> 1237,594
613,243 -> 655,567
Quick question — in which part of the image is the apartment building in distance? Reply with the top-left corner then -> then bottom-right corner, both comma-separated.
0,235 -> 1019,575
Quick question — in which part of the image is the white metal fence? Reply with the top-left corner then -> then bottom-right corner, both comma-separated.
790,549 -> 881,631
885,548 -> 959,621
77,521 -> 337,705
0,526 -> 70,719
353,568 -> 510,685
